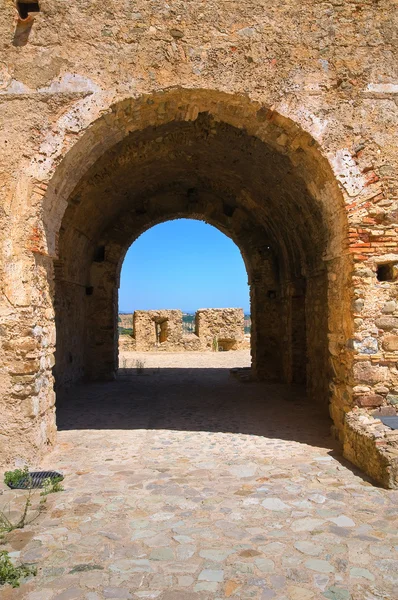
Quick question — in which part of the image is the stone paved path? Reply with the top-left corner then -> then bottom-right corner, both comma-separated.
2,354 -> 398,599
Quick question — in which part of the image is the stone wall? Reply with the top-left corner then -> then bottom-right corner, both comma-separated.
120,308 -> 249,352
0,1 -> 397,484
344,409 -> 398,489
195,308 -> 247,351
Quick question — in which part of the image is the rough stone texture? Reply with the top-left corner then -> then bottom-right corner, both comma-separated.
120,308 -> 248,352
132,310 -> 186,352
344,409 -> 398,489
2,354 -> 398,598
0,1 -> 397,485
195,308 -> 246,351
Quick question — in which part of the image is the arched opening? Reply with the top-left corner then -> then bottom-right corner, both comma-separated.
117,219 -> 251,360
44,89 -> 350,441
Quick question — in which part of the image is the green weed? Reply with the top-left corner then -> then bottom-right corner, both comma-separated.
0,550 -> 36,588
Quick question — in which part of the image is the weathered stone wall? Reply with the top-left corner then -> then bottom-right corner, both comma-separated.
344,409 -> 398,489
133,309 -> 185,351
119,308 -> 248,352
195,308 -> 246,351
0,1 -> 397,484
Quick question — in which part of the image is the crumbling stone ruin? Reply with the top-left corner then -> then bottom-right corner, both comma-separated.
1,1 -> 398,487
120,308 -> 248,352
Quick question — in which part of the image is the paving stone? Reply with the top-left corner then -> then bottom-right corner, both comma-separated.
177,575 -> 194,587
5,365 -> 398,600
149,547 -> 174,561
262,497 -> 290,511
44,567 -> 66,577
79,571 -> 108,588
194,581 -> 219,592
199,548 -> 233,561
27,591 -> 55,600
305,560 -> 335,574
260,542 -> 286,554
294,541 -> 323,556
287,585 -> 314,599
313,574 -> 329,591
270,575 -> 286,589
328,516 -> 355,528
163,562 -> 200,573
161,592 -> 201,600
198,568 -> 224,582
103,589 -> 133,599
291,518 -> 325,532
259,588 -> 275,599
176,544 -> 195,560
349,567 -> 375,580
69,564 -> 103,574
173,535 -> 194,544
255,558 -> 275,573
308,494 -> 326,504
53,589 -> 84,600
322,587 -> 351,600
234,561 -> 255,574
229,465 -> 257,478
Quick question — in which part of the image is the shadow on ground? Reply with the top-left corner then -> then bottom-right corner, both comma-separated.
56,367 -> 334,450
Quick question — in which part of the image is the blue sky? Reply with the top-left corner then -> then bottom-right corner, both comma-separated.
119,219 -> 250,313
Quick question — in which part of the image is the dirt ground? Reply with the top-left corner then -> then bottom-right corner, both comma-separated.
119,350 -> 251,369
119,349 -> 252,370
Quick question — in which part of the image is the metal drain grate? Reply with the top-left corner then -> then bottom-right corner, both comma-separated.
6,471 -> 64,490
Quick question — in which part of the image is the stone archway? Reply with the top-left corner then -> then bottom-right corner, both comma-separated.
47,90 -> 352,439
2,88 -> 358,472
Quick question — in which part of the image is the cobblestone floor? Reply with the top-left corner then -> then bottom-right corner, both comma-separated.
2,356 -> 398,599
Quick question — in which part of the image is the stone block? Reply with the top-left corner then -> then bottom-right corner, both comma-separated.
375,317 -> 398,331
356,394 -> 384,408
353,361 -> 389,385
372,406 -> 397,417
382,335 -> 398,351
382,301 -> 397,314
387,394 -> 398,406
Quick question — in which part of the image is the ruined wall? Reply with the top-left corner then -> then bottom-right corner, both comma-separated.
0,0 -> 397,484
120,308 -> 249,352
133,309 -> 185,351
195,308 -> 246,351
344,409 -> 398,489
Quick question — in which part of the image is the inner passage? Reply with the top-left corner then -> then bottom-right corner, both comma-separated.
118,219 -> 251,370
54,112 -> 334,421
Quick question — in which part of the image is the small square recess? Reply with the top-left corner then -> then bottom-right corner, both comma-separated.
6,471 -> 63,490
379,416 -> 398,430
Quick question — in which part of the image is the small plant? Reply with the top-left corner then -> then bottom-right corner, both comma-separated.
212,336 -> 219,352
2,468 -> 63,535
136,359 -> 145,375
4,467 -> 29,489
0,550 -> 37,588
0,488 -> 46,534
40,476 -> 64,496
